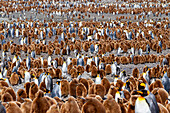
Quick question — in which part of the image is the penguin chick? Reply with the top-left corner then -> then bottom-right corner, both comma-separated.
30,90 -> 51,113
82,97 -> 106,113
1,92 -> 13,102
4,87 -> 16,101
101,77 -> 110,94
132,67 -> 139,78
29,82 -> 39,100
127,95 -> 139,113
105,64 -> 111,75
151,88 -> 163,104
6,102 -> 22,113
17,89 -> 27,103
108,85 -> 118,98
60,96 -> 81,113
60,79 -> 70,97
158,103 -> 169,113
9,72 -> 19,85
44,96 -> 57,105
69,78 -> 79,98
76,83 -> 87,97
157,88 -> 169,105
24,82 -> 31,98
46,104 -> 60,113
94,84 -> 106,98
79,78 -> 89,91
117,98 -> 127,113
103,94 -> 121,113
21,99 -> 32,113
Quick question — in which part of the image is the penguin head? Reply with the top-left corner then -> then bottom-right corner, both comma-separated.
163,71 -> 167,74
122,70 -> 126,76
115,74 -> 119,78
139,82 -> 146,90
137,90 -> 150,97
56,81 -> 60,85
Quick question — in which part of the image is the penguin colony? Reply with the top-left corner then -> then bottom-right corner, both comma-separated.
0,0 -> 169,113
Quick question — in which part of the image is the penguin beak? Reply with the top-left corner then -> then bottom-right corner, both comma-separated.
137,91 -> 143,94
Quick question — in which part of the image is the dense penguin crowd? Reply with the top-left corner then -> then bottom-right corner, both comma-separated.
0,0 -> 169,113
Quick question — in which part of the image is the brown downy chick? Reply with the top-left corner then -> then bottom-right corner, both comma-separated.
30,90 -> 51,113
158,103 -> 169,113
101,77 -> 110,94
82,97 -> 106,113
4,87 -> 16,101
1,92 -> 13,102
94,84 -> 106,98
46,104 -> 60,113
6,102 -> 22,113
24,82 -> 31,98
60,96 -> 81,113
79,78 -> 89,91
103,94 -> 121,113
76,83 -> 87,97
108,85 -> 118,98
69,78 -> 79,98
21,99 -> 32,113
29,82 -> 39,100
17,89 -> 27,103
60,79 -> 70,97
127,95 -> 140,113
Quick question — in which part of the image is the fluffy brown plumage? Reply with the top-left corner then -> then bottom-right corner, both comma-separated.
76,83 -> 87,97
46,104 -> 60,113
60,79 -> 70,97
69,78 -> 79,97
82,97 -> 106,113
30,90 -> 51,113
6,102 -> 22,113
103,94 -> 121,113
21,99 -> 32,113
60,96 -> 81,113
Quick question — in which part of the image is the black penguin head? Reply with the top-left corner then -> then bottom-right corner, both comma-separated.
56,80 -> 61,85
122,70 -> 126,76
137,90 -> 150,97
138,82 -> 146,90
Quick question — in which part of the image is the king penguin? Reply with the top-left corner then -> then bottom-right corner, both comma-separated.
51,80 -> 61,98
62,61 -> 67,76
26,54 -> 31,70
45,73 -> 53,92
135,90 -> 159,113
95,74 -> 101,84
135,94 -> 151,113
138,47 -> 143,56
12,55 -> 17,63
90,43 -> 95,54
24,70 -> 31,83
146,44 -> 150,55
31,50 -> 35,59
48,56 -> 52,67
162,71 -> 170,92
32,74 -> 38,86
